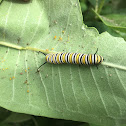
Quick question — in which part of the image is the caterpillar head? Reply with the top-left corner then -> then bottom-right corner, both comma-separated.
95,55 -> 104,64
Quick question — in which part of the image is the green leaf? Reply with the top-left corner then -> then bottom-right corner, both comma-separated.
80,123 -> 90,126
0,123 -> 12,126
88,0 -> 110,13
93,10 -> 126,40
88,0 -> 110,7
34,116 -> 83,126
0,0 -> 3,4
80,1 -> 87,13
1,0 -> 126,126
0,107 -> 11,122
85,21 -> 121,37
89,124 -> 99,126
4,112 -> 31,123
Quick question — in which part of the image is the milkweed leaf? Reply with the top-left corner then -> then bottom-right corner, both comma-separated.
0,1 -> 126,126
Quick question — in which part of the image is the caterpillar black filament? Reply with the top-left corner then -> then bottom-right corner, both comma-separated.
37,49 -> 104,70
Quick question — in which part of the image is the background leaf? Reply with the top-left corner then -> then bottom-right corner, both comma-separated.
0,0 -> 126,126
94,11 -> 126,40
0,107 -> 11,122
4,113 -> 31,123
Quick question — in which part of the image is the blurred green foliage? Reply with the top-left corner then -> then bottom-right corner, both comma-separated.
80,0 -> 126,40
0,107 -> 87,126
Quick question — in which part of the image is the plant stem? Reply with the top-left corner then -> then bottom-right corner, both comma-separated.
102,62 -> 126,71
0,41 -> 54,54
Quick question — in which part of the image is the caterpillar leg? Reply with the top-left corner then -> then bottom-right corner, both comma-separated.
96,65 -> 98,69
38,51 -> 46,56
37,62 -> 47,72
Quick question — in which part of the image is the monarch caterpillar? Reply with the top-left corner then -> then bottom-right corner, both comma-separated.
37,49 -> 104,70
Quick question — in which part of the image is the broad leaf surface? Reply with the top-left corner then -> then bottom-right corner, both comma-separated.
0,0 -> 126,126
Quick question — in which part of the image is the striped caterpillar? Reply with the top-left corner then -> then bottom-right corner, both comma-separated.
37,49 -> 104,70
